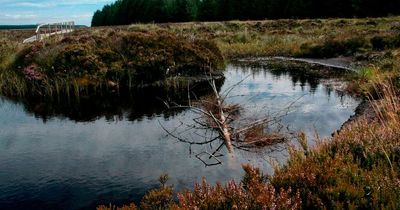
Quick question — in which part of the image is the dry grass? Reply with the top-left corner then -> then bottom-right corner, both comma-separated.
147,17 -> 400,59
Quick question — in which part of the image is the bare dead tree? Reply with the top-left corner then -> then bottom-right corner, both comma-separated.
159,75 -> 300,166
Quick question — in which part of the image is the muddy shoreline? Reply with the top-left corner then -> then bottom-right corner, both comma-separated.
339,99 -> 376,132
238,56 -> 358,71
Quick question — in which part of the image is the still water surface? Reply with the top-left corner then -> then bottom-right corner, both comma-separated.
0,63 -> 359,209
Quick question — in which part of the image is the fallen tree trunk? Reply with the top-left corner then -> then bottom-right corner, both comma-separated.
211,80 -> 234,153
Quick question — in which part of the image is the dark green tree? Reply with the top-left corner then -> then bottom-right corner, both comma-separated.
91,0 -> 400,26
198,0 -> 218,21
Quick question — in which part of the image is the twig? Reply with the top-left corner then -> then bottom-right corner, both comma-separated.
158,120 -> 219,145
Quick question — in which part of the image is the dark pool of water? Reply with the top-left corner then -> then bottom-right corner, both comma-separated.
0,62 -> 360,209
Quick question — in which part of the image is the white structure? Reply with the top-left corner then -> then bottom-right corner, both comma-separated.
23,21 -> 75,43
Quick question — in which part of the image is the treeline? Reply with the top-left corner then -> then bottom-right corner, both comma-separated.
0,25 -> 37,30
92,0 -> 400,26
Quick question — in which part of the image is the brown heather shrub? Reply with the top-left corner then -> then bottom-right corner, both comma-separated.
140,186 -> 174,210
98,165 -> 302,210
176,165 -> 301,210
97,203 -> 138,210
140,174 -> 175,210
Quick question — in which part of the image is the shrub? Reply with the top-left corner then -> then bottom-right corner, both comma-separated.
140,174 -> 175,210
97,203 -> 138,210
176,165 -> 301,210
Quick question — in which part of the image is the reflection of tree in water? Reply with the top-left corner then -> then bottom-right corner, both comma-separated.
3,79 -> 225,123
2,61 -> 351,123
324,84 -> 347,104
233,60 -> 349,94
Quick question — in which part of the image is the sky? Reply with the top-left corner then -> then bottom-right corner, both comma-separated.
0,0 -> 114,26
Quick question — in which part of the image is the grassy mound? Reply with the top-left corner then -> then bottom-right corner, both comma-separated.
0,28 -> 224,97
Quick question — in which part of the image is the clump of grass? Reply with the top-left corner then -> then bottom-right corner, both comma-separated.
368,77 -> 400,125
346,62 -> 399,96
357,66 -> 377,81
0,37 -> 27,96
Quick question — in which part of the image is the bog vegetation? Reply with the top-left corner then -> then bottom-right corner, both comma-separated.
91,0 -> 400,26
1,15 -> 400,209
2,17 -> 400,97
92,17 -> 400,210
0,28 -> 224,97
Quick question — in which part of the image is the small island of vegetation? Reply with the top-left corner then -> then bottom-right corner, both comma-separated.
0,28 -> 224,97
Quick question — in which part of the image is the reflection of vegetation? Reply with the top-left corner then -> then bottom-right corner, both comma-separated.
100,78 -> 400,210
162,78 -> 291,162
233,59 -> 351,93
2,78 -> 224,122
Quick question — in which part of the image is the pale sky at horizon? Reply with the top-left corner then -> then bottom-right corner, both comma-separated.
0,0 -> 114,26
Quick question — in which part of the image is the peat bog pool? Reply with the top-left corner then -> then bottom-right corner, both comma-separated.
0,61 -> 360,210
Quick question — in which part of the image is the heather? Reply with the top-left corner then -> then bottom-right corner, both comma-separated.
0,28 -> 224,97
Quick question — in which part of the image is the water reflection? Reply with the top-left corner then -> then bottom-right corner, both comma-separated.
222,63 -> 356,138
2,79 -> 224,123
233,60 -> 351,94
0,61 -> 359,210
